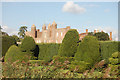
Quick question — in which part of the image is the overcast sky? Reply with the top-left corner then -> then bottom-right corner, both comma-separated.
1,1 -> 118,41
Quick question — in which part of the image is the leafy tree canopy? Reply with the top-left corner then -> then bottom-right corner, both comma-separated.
18,26 -> 27,38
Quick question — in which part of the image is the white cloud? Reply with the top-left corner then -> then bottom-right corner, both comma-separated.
62,1 -> 86,14
1,26 -> 18,36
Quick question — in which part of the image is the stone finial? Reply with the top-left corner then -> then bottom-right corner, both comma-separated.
42,24 -> 46,30
32,24 -> 36,27
52,21 -> 56,25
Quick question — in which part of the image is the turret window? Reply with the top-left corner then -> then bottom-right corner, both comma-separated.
61,32 -> 63,36
56,32 -> 58,37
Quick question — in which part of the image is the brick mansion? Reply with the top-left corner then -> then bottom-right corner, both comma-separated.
25,21 -> 112,43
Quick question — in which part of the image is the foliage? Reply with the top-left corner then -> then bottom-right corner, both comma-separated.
20,36 -> 36,52
18,26 -> 27,38
107,52 -> 120,78
38,43 -> 60,62
29,60 -> 45,66
99,41 -> 120,62
94,32 -> 109,41
2,35 -> 16,56
2,58 -> 119,78
88,32 -> 94,36
4,45 -> 33,63
2,31 -> 9,36
58,29 -> 79,57
69,60 -> 90,72
12,35 -> 20,42
52,55 -> 74,63
75,36 -> 100,67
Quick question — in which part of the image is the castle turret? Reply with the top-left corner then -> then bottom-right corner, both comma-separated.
52,21 -> 57,29
31,24 -> 36,32
31,24 -> 37,38
48,23 -> 51,30
42,24 -> 46,30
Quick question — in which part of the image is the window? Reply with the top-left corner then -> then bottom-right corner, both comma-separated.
61,32 -> 63,36
37,40 -> 39,43
56,40 -> 58,43
56,32 -> 58,37
39,40 -> 41,43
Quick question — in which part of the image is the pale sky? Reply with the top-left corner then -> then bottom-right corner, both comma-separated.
0,1 -> 119,41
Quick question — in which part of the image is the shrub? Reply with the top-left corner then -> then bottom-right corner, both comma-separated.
69,60 -> 90,72
38,43 -> 60,62
108,52 -> 120,75
4,45 -> 33,63
20,36 -> 36,52
29,60 -> 45,66
99,41 -> 120,61
2,36 -> 16,56
58,29 -> 79,57
75,36 -> 100,67
109,52 -> 119,65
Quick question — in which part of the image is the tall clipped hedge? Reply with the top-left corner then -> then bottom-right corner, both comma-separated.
5,45 -> 33,63
20,36 -> 36,52
58,29 -> 79,57
75,36 -> 100,66
38,43 -> 60,62
2,36 -> 16,56
99,41 -> 120,61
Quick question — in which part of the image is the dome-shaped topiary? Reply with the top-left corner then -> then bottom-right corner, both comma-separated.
20,36 -> 36,52
75,36 -> 100,66
2,36 -> 16,56
5,45 -> 33,63
58,29 -> 79,57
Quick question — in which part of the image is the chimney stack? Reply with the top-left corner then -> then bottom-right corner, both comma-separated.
110,32 -> 112,40
86,29 -> 88,34
94,30 -> 96,34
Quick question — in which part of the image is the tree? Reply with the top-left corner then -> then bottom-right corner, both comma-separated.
75,36 -> 100,67
2,32 -> 9,36
18,26 -> 27,38
2,36 -> 16,56
20,36 -> 36,53
12,35 -> 20,42
88,32 -> 94,36
58,29 -> 79,57
94,32 -> 109,41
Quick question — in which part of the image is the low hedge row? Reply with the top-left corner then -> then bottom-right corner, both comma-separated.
99,41 -> 120,61
38,43 -> 60,62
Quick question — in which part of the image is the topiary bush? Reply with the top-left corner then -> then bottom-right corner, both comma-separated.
108,52 -> 120,76
38,43 -> 60,62
2,36 -> 16,56
75,36 -> 100,67
20,36 -> 36,52
5,45 -> 33,63
99,41 -> 120,62
58,29 -> 79,57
